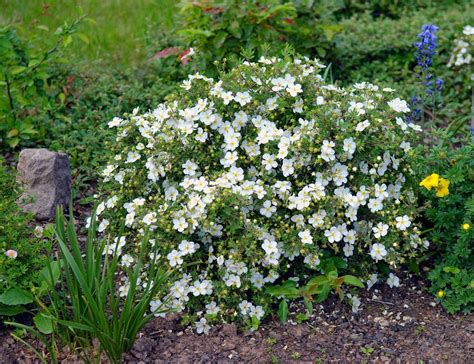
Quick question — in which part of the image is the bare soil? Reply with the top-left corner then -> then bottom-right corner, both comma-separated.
2,276 -> 473,363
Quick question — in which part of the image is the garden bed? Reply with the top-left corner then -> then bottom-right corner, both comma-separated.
2,275 -> 472,363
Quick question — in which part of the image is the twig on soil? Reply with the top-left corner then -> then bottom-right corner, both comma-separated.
368,299 -> 395,305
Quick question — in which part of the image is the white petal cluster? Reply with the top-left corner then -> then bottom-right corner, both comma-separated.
97,57 -> 427,328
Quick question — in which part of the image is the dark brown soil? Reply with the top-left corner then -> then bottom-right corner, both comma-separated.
2,277 -> 473,363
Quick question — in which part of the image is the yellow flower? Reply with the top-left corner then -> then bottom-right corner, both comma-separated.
435,178 -> 450,197
437,290 -> 445,298
462,223 -> 471,230
419,173 -> 439,190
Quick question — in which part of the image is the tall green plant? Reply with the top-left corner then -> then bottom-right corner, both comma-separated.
0,17 -> 85,149
8,206 -> 170,363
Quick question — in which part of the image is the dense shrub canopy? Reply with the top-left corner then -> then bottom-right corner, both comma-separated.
98,57 -> 428,329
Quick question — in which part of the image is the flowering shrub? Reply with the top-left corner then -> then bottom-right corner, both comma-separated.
447,25 -> 473,69
415,131 -> 473,313
97,57 -> 428,330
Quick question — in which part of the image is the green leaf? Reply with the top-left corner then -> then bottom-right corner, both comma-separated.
10,66 -> 27,75
266,280 -> 299,298
28,59 -> 41,68
251,315 -> 260,330
315,284 -> 330,303
77,33 -> 90,44
296,313 -> 308,323
278,300 -> 288,323
38,260 -> 61,287
213,31 -> 227,48
327,270 -> 338,281
6,137 -> 19,148
443,266 -> 461,274
303,297 -> 313,315
0,288 -> 34,305
36,25 -> 49,31
33,311 -> 53,334
0,303 -> 27,316
307,275 -> 329,286
343,275 -> 364,288
63,35 -> 73,47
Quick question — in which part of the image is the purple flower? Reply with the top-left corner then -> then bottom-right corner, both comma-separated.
414,24 -> 439,70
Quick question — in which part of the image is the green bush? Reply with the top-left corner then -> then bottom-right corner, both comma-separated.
0,159 -> 51,317
0,18 -> 85,149
328,4 -> 473,124
416,130 -> 474,313
175,0 -> 338,77
41,59 -> 188,190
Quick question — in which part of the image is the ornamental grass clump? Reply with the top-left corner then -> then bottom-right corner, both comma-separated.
98,56 -> 428,331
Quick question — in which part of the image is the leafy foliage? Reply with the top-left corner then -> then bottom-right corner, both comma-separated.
8,206 -> 171,363
0,18 -> 85,149
267,256 -> 363,323
0,159 -> 51,318
415,131 -> 473,313
175,0 -> 337,76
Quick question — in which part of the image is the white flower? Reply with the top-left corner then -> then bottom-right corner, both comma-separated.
260,200 -> 276,217
343,137 -> 356,158
372,223 -> 388,239
387,273 -> 400,288
167,250 -> 183,267
143,212 -> 157,226
182,160 -> 198,175
195,128 -> 208,142
370,243 -> 387,261
324,226 -> 343,243
347,293 -> 361,313
282,158 -> 295,177
250,305 -> 265,320
125,212 -> 135,227
179,240 -> 198,255
343,243 -> 354,257
463,25 -> 474,36
239,300 -> 253,315
220,151 -> 238,167
298,230 -> 313,245
173,217 -> 188,232
33,226 -> 44,238
368,198 -> 383,212
98,219 -> 109,233
286,83 -> 302,97
366,273 -> 378,290
395,215 -> 411,231
126,151 -> 141,163
196,318 -> 210,334
262,239 -> 278,254
121,254 -> 134,267
388,98 -> 410,113
108,117 -> 122,128
205,301 -> 221,315
262,154 -> 278,170
225,274 -> 241,288
355,120 -> 370,132
234,91 -> 251,106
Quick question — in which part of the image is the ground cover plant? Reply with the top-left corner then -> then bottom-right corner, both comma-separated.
0,158 -> 52,318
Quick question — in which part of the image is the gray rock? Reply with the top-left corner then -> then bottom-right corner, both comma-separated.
17,148 -> 71,220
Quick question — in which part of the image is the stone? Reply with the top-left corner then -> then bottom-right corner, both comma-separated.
17,148 -> 71,220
